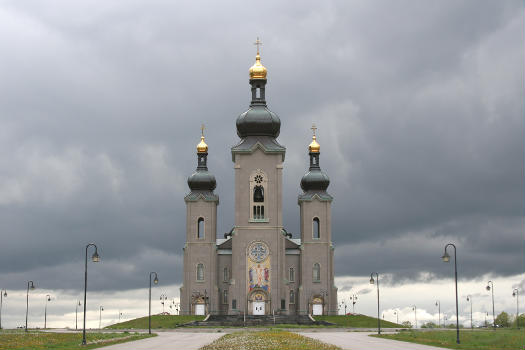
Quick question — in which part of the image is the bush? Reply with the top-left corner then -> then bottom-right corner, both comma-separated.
495,312 -> 510,328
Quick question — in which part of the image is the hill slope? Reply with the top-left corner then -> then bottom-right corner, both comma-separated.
106,315 -> 205,329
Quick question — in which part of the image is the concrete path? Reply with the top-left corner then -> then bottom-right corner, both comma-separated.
102,332 -> 225,350
300,332 -> 447,350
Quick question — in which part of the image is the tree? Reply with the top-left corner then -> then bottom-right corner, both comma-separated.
421,322 -> 437,328
515,313 -> 525,328
495,311 -> 510,328
401,321 -> 412,328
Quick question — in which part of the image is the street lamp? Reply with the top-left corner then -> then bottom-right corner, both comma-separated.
0,289 -> 6,330
149,272 -> 158,335
512,289 -> 519,329
369,272 -> 380,335
442,243 -> 460,344
486,281 -> 495,329
351,294 -> 357,314
44,295 -> 51,329
412,306 -> 417,328
76,301 -> 81,330
25,281 -> 36,332
435,301 -> 441,328
99,306 -> 104,329
339,300 -> 347,315
82,243 -> 100,345
466,295 -> 473,329
393,309 -> 399,325
118,310 -> 123,323
160,294 -> 168,314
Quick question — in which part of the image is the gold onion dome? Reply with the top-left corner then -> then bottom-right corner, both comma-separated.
309,135 -> 320,153
196,126 -> 208,153
249,53 -> 267,80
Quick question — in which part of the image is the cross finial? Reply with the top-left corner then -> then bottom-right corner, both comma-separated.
311,123 -> 317,136
201,124 -> 205,137
254,37 -> 262,55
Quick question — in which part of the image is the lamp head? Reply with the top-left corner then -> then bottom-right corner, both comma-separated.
47,296 -> 51,301
30,282 -> 35,290
441,251 -> 450,262
154,276 -> 159,284
369,277 -> 374,285
3,291 -> 6,297
92,251 -> 100,262
101,306 -> 104,311
78,301 -> 81,306
466,296 -> 470,301
486,285 -> 491,291
435,301 -> 438,306
513,291 -> 516,297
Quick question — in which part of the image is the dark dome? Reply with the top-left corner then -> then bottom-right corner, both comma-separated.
188,170 -> 216,191
300,169 -> 330,192
236,105 -> 281,138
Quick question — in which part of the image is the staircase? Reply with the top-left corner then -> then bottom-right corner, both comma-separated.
181,314 -> 334,327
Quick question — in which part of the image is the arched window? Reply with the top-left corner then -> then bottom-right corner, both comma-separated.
290,290 -> 295,304
223,290 -> 228,304
196,263 -> 204,281
313,263 -> 320,282
223,267 -> 229,282
313,218 -> 320,239
250,171 -> 268,221
197,218 -> 204,239
289,267 -> 295,282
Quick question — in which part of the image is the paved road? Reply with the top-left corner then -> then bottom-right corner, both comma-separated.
300,332 -> 447,350
102,332 -> 225,350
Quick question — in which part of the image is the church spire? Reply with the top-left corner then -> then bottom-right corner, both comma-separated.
188,127 -> 216,192
300,125 -> 330,193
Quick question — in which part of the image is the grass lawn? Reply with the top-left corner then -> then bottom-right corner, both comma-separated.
373,329 -> 525,350
200,330 -> 340,350
0,330 -> 154,350
106,314 -> 205,329
315,314 -> 404,328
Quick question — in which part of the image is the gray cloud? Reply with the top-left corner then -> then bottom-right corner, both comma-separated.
0,0 -> 523,296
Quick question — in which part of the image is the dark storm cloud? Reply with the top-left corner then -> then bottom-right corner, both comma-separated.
0,0 -> 523,292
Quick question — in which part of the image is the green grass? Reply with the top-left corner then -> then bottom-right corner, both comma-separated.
105,314 -> 205,329
0,330 -> 154,350
200,330 -> 340,350
315,314 -> 405,328
373,329 -> 525,350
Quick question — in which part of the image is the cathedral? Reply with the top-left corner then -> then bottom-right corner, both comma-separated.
180,44 -> 337,316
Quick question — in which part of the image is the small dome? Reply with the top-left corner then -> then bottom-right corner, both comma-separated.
188,170 -> 216,192
309,135 -> 320,153
197,135 -> 208,153
249,53 -> 267,80
236,105 -> 281,138
300,169 -> 330,192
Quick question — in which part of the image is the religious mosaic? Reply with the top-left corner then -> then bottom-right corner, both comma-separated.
247,241 -> 270,293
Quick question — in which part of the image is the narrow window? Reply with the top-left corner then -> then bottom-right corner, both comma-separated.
290,290 -> 295,304
256,88 -> 260,98
223,290 -> 228,304
197,263 -> 204,281
223,267 -> 229,282
289,267 -> 295,282
197,218 -> 204,239
313,218 -> 320,239
281,299 -> 286,310
253,186 -> 264,202
232,299 -> 237,310
313,263 -> 320,282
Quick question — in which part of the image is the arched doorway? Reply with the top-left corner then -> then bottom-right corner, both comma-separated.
192,295 -> 206,315
311,296 -> 323,315
249,289 -> 269,315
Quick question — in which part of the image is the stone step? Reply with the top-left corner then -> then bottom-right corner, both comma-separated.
181,314 -> 334,327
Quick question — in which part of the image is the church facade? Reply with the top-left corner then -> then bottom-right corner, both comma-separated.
180,47 -> 337,316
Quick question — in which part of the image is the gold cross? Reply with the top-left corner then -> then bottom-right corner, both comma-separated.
254,37 -> 262,55
311,123 -> 317,136
201,124 -> 205,137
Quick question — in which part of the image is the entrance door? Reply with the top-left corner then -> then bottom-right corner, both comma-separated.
195,304 -> 205,315
253,301 -> 265,315
312,304 -> 323,315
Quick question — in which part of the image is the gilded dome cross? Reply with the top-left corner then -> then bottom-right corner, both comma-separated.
254,37 -> 262,55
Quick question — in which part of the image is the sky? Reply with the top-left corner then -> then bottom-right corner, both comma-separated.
0,0 -> 523,329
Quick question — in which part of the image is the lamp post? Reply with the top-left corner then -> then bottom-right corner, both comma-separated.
512,289 -> 519,329
76,301 -> 81,330
149,272 -> 158,335
160,294 -> 167,314
412,306 -> 417,329
442,243 -> 460,344
98,306 -> 104,329
44,295 -> 51,329
118,311 -> 123,323
486,281 -> 495,329
369,272 -> 380,334
393,309 -> 399,325
485,312 -> 488,327
25,281 -> 36,332
466,295 -> 473,329
351,294 -> 357,314
82,243 -> 100,345
435,301 -> 441,328
340,300 -> 347,315
0,289 -> 6,330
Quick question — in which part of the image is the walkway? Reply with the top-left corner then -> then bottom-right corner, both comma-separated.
300,332 -> 447,350
102,332 -> 225,350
